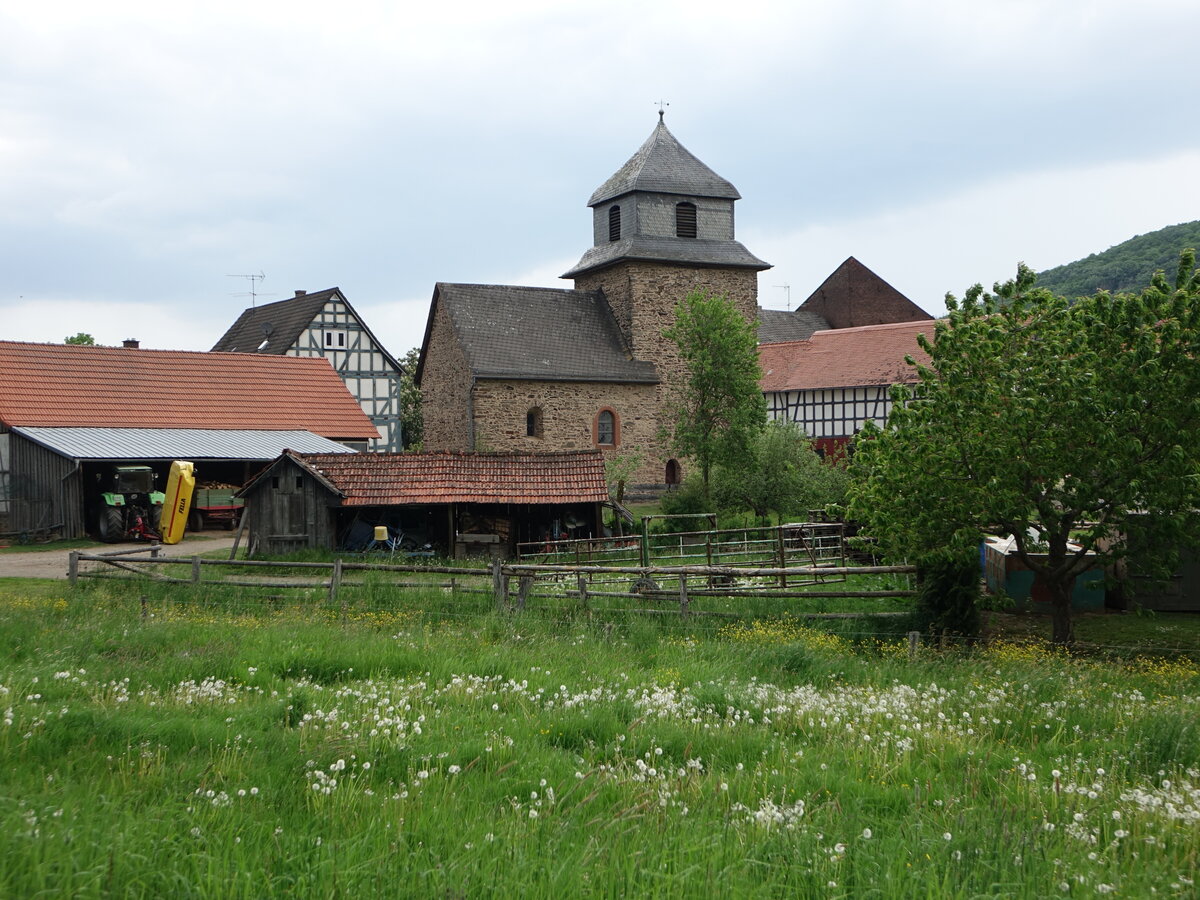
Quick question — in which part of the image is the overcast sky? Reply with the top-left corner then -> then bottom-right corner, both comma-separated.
3,0 -> 1198,354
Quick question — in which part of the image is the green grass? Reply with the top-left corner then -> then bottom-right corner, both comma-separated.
0,580 -> 1197,898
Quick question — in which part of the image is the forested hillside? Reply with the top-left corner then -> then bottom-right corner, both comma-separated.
1036,220 -> 1200,297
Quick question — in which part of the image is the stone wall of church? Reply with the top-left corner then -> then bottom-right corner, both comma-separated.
470,378 -> 675,484
574,261 -> 760,381
418,300 -> 475,451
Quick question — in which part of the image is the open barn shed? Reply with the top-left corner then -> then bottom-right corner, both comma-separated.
0,341 -> 376,540
237,450 -> 608,558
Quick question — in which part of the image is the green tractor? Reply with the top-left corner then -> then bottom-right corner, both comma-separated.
95,465 -> 165,542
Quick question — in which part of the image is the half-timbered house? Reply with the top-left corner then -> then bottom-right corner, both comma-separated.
212,287 -> 406,452
758,320 -> 934,457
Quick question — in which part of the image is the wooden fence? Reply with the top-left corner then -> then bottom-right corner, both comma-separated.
68,547 -> 916,620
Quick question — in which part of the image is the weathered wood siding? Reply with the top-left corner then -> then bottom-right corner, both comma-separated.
242,458 -> 338,557
8,433 -> 84,538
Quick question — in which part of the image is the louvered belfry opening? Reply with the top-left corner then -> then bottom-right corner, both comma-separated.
608,205 -> 621,242
675,202 -> 697,238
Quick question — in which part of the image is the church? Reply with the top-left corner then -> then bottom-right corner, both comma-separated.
415,114 -> 929,492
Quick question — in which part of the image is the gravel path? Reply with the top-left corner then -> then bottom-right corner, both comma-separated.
0,534 -> 239,580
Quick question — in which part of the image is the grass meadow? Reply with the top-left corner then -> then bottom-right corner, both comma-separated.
0,576 -> 1197,898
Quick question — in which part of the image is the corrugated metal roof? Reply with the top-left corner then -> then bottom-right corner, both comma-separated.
12,427 -> 359,461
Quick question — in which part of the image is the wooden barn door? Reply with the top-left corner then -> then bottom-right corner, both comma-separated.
269,470 -> 310,554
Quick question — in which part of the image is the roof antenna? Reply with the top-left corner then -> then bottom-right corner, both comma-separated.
226,271 -> 266,307
656,99 -> 669,121
775,283 -> 791,311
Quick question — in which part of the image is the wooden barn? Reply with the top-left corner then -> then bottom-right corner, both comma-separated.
237,450 -> 608,558
759,320 -> 935,457
0,341 -> 376,540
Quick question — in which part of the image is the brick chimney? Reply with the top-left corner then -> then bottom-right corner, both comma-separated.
294,290 -> 307,298
122,339 -> 140,349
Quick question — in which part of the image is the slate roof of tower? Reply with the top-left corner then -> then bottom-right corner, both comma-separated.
563,236 -> 771,279
588,118 -> 741,206
211,287 -> 404,372
757,307 -> 832,344
416,284 -> 659,384
758,320 -> 936,393
0,340 -> 378,440
243,450 -> 609,506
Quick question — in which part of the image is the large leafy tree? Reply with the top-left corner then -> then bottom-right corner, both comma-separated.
713,421 -> 848,524
663,291 -> 766,494
848,253 -> 1200,645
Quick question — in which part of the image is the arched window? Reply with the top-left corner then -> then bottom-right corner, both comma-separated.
664,459 -> 681,485
526,406 -> 543,438
675,202 -> 697,238
595,408 -> 619,447
608,205 -> 621,242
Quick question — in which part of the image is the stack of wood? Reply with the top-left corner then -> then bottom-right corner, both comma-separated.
197,480 -> 240,490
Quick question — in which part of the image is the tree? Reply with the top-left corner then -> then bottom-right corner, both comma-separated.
399,347 -> 423,449
663,290 -> 766,495
848,253 -> 1200,645
64,332 -> 95,345
712,421 -> 848,524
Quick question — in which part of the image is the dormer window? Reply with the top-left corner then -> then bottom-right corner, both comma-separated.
608,205 -> 621,242
675,202 -> 697,238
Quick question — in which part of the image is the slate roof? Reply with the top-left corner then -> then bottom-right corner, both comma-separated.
210,287 -> 405,372
757,307 -> 832,344
245,450 -> 609,506
589,117 -> 741,206
563,236 -> 770,279
211,290 -> 332,354
417,284 -> 658,384
12,427 -> 357,461
798,257 -> 933,330
758,320 -> 936,393
0,341 -> 378,440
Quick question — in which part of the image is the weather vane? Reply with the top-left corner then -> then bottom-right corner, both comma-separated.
656,99 -> 670,120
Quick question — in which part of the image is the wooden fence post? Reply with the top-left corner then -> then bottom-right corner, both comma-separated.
679,574 -> 689,619
68,551 -> 79,585
908,631 -> 920,660
777,527 -> 788,589
191,556 -> 202,585
492,560 -> 506,611
516,576 -> 532,612
577,574 -> 588,615
329,558 -> 343,612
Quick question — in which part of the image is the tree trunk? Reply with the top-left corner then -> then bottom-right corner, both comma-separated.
1049,577 -> 1075,646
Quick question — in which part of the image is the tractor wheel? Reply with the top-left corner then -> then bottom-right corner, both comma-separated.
150,505 -> 163,536
189,510 -> 203,534
98,506 -> 124,543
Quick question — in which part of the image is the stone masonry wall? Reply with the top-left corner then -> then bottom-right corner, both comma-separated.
574,261 -> 760,385
419,300 -> 474,451
471,378 -> 674,485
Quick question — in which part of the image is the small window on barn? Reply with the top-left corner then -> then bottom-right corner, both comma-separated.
595,408 -> 619,447
665,459 -> 681,485
296,476 -> 303,490
271,476 -> 280,489
675,202 -> 697,238
608,205 -> 621,241
526,406 -> 544,438
323,329 -> 347,350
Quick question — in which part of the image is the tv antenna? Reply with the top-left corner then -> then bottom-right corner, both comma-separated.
226,271 -> 267,307
775,283 -> 791,310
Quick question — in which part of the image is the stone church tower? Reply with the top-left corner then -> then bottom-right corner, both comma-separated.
417,114 -> 770,492
564,112 -> 770,386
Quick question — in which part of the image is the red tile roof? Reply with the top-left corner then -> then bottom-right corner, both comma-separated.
0,341 -> 377,440
276,450 -> 609,506
759,320 -> 936,393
